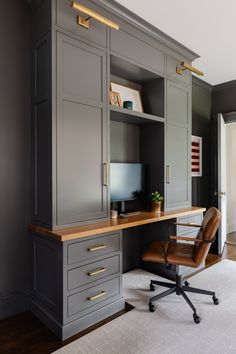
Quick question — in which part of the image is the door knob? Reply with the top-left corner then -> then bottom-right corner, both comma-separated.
214,191 -> 226,196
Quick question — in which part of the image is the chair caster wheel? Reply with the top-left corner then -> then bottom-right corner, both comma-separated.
193,313 -> 201,324
184,280 -> 190,287
149,303 -> 156,312
150,284 -> 156,292
213,296 -> 219,305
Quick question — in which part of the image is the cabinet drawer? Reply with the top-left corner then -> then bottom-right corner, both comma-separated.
67,276 -> 121,317
56,0 -> 107,48
111,29 -> 165,74
166,55 -> 191,85
67,232 -> 121,265
177,213 -> 203,235
67,255 -> 120,291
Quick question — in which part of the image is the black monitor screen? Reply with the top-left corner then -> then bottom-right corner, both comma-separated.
110,163 -> 144,202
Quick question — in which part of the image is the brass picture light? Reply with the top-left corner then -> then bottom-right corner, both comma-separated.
70,1 -> 119,30
176,62 -> 204,76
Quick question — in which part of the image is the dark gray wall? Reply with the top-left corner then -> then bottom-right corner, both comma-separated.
192,77 -> 212,208
212,80 -> 236,114
0,0 -> 31,318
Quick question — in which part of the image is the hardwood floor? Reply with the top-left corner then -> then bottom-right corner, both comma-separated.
226,231 -> 236,246
1,244 -> 236,354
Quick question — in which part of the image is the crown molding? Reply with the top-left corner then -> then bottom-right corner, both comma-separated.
90,0 -> 199,62
28,0 -> 199,61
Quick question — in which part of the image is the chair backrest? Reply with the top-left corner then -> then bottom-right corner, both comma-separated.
194,207 -> 221,266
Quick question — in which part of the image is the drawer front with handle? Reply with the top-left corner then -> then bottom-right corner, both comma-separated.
67,276 -> 121,317
177,213 -> 203,236
67,232 -> 121,265
67,255 -> 120,291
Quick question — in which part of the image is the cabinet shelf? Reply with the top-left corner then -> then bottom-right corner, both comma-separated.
110,106 -> 165,125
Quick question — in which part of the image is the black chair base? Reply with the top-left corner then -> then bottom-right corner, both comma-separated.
149,274 -> 219,323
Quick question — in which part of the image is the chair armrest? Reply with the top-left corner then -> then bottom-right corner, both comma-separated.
170,235 -> 203,243
174,222 -> 202,228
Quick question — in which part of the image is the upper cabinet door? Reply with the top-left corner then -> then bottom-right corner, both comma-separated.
165,80 -> 191,210
56,33 -> 108,226
166,80 -> 190,126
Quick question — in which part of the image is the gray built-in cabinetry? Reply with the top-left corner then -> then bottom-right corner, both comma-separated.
32,0 -> 198,230
30,0 -> 200,339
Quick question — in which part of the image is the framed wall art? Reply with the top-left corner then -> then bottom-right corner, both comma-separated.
191,135 -> 202,177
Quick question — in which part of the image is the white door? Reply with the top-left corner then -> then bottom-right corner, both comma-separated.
217,114 -> 227,253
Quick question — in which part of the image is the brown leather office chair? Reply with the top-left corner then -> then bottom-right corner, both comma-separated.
142,207 -> 221,323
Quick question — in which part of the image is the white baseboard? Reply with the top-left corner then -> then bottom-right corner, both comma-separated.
0,289 -> 30,320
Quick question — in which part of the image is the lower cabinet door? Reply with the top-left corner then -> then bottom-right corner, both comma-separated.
165,123 -> 191,210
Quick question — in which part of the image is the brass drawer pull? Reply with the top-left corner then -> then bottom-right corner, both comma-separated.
87,244 -> 107,252
88,291 -> 107,301
87,267 -> 107,277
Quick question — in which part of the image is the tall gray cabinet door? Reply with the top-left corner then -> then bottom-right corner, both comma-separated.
165,80 -> 191,210
56,33 -> 108,226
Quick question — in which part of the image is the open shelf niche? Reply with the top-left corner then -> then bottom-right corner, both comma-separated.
109,55 -> 165,214
110,55 -> 165,124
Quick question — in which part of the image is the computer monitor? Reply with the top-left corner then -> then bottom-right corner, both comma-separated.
110,163 -> 145,213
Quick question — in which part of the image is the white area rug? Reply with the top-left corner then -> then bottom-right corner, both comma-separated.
54,260 -> 236,354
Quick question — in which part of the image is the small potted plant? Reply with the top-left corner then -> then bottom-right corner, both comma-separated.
149,191 -> 163,213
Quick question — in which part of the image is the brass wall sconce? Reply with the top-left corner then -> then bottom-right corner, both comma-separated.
176,62 -> 204,76
70,1 -> 119,30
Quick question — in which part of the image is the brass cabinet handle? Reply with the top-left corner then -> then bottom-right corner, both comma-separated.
88,291 -> 107,301
87,267 -> 107,277
103,163 -> 108,187
87,244 -> 107,252
166,165 -> 171,184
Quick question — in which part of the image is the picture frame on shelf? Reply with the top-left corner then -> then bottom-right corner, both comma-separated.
110,91 -> 122,107
191,135 -> 202,177
110,82 -> 143,112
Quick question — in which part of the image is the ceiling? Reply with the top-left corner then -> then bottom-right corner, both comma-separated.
116,0 -> 236,86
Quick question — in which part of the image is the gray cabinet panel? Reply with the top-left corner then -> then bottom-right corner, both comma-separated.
166,55 -> 191,85
34,101 -> 52,224
166,124 -> 191,209
60,39 -> 103,103
67,276 -> 121,318
56,0 -> 107,48
32,34 -> 52,226
166,80 -> 190,126
111,29 -> 165,74
67,255 -> 120,291
57,33 -> 108,226
67,232 -> 121,265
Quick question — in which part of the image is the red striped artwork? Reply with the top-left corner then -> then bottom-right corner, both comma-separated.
191,136 -> 202,177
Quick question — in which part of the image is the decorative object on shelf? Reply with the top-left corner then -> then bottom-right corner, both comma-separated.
149,191 -> 163,213
110,82 -> 143,112
191,135 -> 202,177
176,61 -> 204,76
110,210 -> 118,219
123,101 -> 133,110
110,91 -> 122,107
70,1 -> 119,30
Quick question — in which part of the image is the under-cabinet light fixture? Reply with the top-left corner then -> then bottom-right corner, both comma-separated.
176,62 -> 204,76
70,1 -> 119,30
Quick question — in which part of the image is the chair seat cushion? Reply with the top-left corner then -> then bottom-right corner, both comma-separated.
142,240 -> 197,268
142,240 -> 169,264
167,242 -> 197,267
